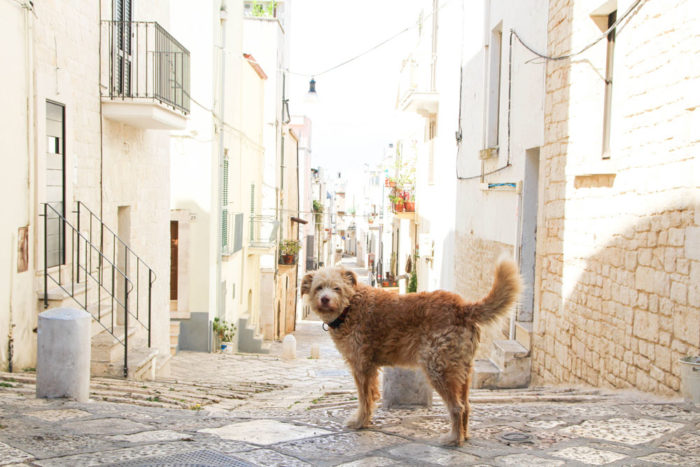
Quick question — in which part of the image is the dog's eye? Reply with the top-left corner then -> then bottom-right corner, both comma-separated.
316,286 -> 323,292
334,287 -> 341,292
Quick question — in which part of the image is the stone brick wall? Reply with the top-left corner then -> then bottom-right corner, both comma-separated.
532,0 -> 699,395
454,232 -> 513,358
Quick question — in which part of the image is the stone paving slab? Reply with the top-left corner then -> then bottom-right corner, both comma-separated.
0,265 -> 698,467
1,383 -> 696,466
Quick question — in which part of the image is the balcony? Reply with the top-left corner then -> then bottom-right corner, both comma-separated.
397,52 -> 438,117
101,21 -> 190,130
249,215 -> 279,253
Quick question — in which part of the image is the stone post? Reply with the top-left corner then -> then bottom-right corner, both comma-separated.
282,334 -> 297,360
382,367 -> 432,409
36,308 -> 91,402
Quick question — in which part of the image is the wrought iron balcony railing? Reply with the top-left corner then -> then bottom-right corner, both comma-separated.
102,21 -> 190,114
249,215 -> 279,249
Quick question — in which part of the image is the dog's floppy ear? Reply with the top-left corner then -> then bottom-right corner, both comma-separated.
301,272 -> 315,296
342,269 -> 358,287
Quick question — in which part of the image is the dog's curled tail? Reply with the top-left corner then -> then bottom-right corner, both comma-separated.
466,258 -> 522,325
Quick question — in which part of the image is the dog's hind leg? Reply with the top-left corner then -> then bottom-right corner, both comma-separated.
345,365 -> 379,429
461,365 -> 473,440
423,360 -> 466,446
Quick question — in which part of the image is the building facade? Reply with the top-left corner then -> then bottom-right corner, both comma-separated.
2,0 -> 184,377
531,0 -> 699,395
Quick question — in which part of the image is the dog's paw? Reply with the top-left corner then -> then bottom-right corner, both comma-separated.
344,414 -> 369,430
438,432 -> 463,447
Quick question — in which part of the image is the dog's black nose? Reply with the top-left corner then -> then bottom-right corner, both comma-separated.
321,296 -> 329,305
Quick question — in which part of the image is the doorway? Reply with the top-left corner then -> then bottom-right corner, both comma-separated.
170,221 -> 179,311
519,148 -> 540,322
46,101 -> 65,268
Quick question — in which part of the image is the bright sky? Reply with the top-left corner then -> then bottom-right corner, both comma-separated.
287,0 -> 425,182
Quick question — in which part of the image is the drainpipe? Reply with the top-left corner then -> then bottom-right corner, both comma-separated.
216,1 -> 227,335
430,0 -> 438,92
480,0 -> 491,182
21,0 -> 35,373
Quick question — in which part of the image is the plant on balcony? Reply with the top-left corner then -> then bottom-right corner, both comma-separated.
250,0 -> 277,18
312,200 -> 324,225
408,267 -> 418,293
404,192 -> 415,212
279,239 -> 301,265
389,193 -> 404,213
213,317 -> 237,352
385,176 -> 397,188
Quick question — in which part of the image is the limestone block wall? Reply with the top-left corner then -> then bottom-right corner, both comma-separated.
454,233 -> 513,358
531,0 -> 699,395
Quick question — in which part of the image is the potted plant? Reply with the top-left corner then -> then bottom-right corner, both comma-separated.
404,192 -> 415,212
213,317 -> 237,352
389,194 -> 404,212
279,239 -> 301,265
312,199 -> 324,226
385,176 -> 397,188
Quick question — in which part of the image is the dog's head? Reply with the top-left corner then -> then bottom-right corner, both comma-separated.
301,267 -> 358,322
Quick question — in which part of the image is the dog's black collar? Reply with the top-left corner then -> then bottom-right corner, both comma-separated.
322,307 -> 350,331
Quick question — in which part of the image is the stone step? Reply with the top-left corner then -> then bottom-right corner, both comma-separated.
515,321 -> 533,351
472,359 -> 500,389
169,322 -> 181,346
91,346 -> 159,380
170,310 -> 191,320
91,326 -> 142,363
237,316 -> 270,354
38,281 -> 90,302
169,321 -> 181,356
491,339 -> 529,370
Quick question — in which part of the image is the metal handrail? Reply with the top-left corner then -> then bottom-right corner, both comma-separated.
75,201 -> 154,345
41,202 -> 155,377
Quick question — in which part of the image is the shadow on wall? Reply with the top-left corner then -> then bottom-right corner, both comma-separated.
543,199 -> 699,395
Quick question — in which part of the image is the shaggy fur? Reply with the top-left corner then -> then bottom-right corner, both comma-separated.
301,259 -> 522,446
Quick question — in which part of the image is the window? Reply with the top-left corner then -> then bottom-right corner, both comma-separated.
221,157 -> 229,252
486,24 -> 503,150
46,101 -> 65,268
428,118 -> 437,185
113,0 -> 133,96
233,213 -> 244,254
602,10 -> 616,159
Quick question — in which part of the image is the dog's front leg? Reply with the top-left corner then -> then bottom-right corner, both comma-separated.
345,366 -> 379,429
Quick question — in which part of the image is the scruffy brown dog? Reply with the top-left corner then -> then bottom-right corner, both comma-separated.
301,259 -> 521,446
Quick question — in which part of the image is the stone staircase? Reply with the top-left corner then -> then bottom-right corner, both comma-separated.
237,316 -> 271,354
472,322 -> 532,389
40,282 -> 161,381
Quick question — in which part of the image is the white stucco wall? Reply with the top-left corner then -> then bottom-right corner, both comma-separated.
0,1 -> 35,370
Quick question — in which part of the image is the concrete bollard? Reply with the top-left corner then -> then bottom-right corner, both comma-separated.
282,334 -> 297,360
36,308 -> 91,402
382,367 -> 433,409
310,343 -> 320,359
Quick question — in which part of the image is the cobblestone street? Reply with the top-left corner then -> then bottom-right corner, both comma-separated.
0,319 -> 698,466
0,261 -> 696,466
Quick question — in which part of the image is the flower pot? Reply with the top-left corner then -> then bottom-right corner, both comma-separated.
280,254 -> 295,265
393,202 -> 404,213
404,202 -> 415,212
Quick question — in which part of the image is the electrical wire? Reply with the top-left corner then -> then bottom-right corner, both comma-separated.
512,0 -> 644,62
292,0 -> 457,78
456,0 -> 646,182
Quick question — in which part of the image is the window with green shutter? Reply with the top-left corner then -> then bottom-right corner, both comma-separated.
222,157 -> 229,252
